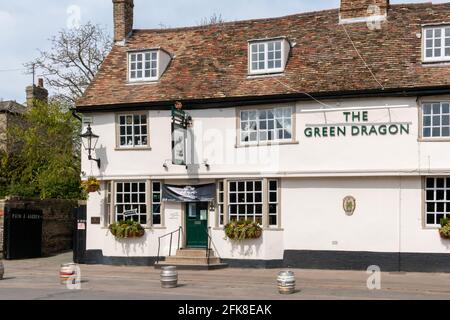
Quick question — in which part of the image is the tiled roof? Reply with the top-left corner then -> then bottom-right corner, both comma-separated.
0,101 -> 26,114
76,3 -> 450,108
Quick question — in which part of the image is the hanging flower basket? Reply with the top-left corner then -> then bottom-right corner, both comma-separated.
109,220 -> 145,239
224,220 -> 263,241
82,176 -> 100,193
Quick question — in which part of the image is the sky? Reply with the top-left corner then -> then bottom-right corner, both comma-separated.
0,0 -> 448,103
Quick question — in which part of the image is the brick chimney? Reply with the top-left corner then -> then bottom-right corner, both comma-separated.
340,0 -> 389,21
113,0 -> 134,44
26,78 -> 48,107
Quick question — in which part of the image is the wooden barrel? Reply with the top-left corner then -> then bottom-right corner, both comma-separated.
161,266 -> 178,288
277,270 -> 296,294
60,263 -> 76,285
0,260 -> 4,280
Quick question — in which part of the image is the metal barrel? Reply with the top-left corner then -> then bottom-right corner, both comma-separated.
277,270 -> 296,294
0,260 -> 4,280
60,263 -> 76,285
161,266 -> 178,288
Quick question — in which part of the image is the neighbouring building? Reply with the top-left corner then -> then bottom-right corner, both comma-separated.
75,0 -> 450,271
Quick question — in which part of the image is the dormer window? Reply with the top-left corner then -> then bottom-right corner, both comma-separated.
128,49 -> 171,82
248,38 -> 290,75
423,26 -> 450,63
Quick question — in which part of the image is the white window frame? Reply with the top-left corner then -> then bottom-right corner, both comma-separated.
217,181 -> 225,226
128,50 -> 159,82
117,113 -> 150,149
422,25 -> 450,63
248,39 -> 285,75
424,177 -> 450,228
421,102 -> 450,139
228,180 -> 264,224
115,181 -> 148,226
239,106 -> 294,145
151,181 -> 162,226
268,180 -> 279,227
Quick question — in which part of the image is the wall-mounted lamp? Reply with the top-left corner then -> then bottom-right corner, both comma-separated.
80,124 -> 101,169
209,201 -> 215,212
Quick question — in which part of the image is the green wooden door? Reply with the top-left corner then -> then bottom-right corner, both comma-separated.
186,202 -> 208,248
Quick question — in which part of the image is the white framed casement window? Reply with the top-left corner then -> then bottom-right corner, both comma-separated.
248,39 -> 288,75
217,181 -> 225,226
115,181 -> 148,225
422,102 -> 450,139
129,50 -> 158,82
268,180 -> 279,227
424,177 -> 450,227
240,106 -> 293,144
228,180 -> 263,224
423,26 -> 450,63
151,181 -> 162,226
117,113 -> 149,148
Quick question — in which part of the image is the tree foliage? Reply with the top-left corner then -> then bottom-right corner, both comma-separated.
0,99 -> 83,199
27,23 -> 112,104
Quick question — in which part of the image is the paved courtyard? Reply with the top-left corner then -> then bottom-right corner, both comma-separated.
0,252 -> 449,300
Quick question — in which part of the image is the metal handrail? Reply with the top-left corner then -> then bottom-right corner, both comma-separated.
156,227 -> 183,264
203,226 -> 219,266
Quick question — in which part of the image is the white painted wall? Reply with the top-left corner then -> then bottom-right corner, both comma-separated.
82,96 -> 450,180
282,177 -> 450,254
81,96 -> 450,259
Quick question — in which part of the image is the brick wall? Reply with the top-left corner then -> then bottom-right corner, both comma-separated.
0,198 -> 77,257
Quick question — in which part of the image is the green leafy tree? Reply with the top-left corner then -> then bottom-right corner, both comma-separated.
0,99 -> 83,199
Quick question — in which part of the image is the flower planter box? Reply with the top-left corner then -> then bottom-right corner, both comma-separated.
224,220 -> 263,241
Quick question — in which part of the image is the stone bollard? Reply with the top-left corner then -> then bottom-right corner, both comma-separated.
161,266 -> 178,288
277,270 -> 296,294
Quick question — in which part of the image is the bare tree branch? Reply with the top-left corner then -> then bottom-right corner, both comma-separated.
26,22 -> 112,106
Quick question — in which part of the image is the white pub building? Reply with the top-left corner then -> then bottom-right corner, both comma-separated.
75,0 -> 450,271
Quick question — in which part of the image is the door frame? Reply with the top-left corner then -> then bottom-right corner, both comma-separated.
184,202 -> 209,249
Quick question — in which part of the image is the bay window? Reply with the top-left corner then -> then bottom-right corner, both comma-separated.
218,179 -> 280,228
115,182 -> 147,225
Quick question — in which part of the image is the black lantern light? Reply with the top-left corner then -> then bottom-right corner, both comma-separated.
80,124 -> 101,168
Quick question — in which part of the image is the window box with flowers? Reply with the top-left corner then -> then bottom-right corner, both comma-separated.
224,220 -> 263,241
109,220 -> 146,240
439,218 -> 450,240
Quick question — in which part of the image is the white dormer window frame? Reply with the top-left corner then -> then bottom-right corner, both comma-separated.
128,50 -> 159,82
422,25 -> 450,63
248,38 -> 289,75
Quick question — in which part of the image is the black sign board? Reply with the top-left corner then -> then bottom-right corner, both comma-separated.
162,184 -> 216,202
3,208 -> 43,260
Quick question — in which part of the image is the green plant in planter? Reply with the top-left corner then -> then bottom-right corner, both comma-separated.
439,218 -> 450,239
224,220 -> 262,241
109,220 -> 145,239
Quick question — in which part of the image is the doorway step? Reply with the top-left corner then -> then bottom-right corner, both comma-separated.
154,249 -> 228,270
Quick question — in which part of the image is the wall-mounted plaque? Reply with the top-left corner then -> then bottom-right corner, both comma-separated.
91,217 -> 101,225
343,196 -> 356,216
